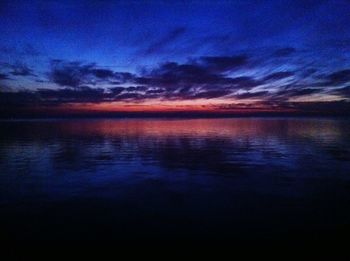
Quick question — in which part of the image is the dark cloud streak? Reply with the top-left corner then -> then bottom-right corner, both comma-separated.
141,27 -> 187,56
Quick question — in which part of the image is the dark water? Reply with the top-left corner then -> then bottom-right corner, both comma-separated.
1,118 -> 350,243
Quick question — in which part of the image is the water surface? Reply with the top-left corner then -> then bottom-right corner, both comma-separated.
1,118 -> 350,242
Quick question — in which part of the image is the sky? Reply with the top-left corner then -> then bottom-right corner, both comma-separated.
1,0 -> 350,117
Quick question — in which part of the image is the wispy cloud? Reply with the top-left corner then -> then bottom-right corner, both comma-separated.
141,27 -> 187,56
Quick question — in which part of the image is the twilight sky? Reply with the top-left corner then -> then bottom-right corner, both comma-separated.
1,0 -> 350,116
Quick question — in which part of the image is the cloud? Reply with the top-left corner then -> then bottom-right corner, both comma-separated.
332,86 -> 350,98
45,58 -> 253,102
0,86 -> 128,107
265,86 -> 324,102
10,63 -> 36,77
109,87 -> 124,95
0,91 -> 38,107
0,62 -> 35,78
114,92 -> 142,101
284,88 -> 321,97
142,27 -> 187,55
37,87 -> 106,103
124,86 -> 148,92
273,47 -> 296,57
2,47 -> 350,115
136,56 -> 259,93
216,99 -> 350,116
5,51 -> 325,105
229,76 -> 263,89
235,91 -> 270,99
324,69 -> 350,86
263,71 -> 294,81
200,55 -> 248,72
49,60 -> 94,87
146,89 -> 165,94
191,90 -> 232,99
91,68 -> 115,79
0,73 -> 10,80
49,60 -> 135,88
37,86 -> 155,103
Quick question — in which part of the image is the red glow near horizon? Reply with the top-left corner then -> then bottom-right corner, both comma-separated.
51,99 -> 297,114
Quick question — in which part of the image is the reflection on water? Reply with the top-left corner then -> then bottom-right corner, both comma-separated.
1,118 -> 350,241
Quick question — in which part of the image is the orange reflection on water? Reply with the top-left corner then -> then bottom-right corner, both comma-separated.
55,118 -> 346,143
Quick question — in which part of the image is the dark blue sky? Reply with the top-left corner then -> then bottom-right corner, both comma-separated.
1,0 -> 350,115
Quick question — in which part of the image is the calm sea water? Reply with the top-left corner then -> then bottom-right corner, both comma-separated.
1,118 -> 350,242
